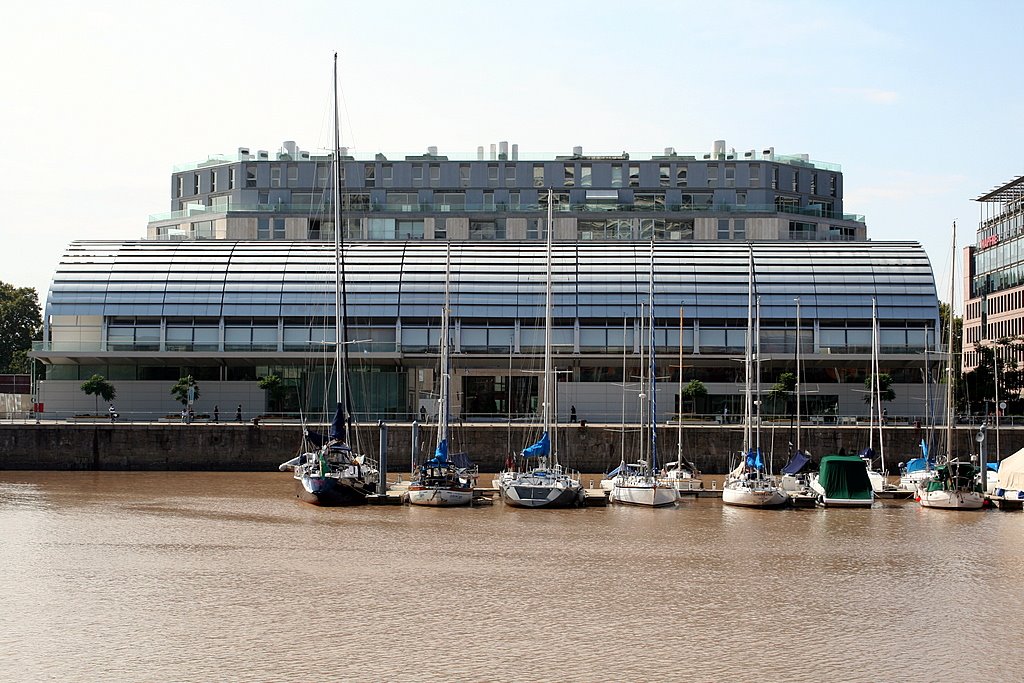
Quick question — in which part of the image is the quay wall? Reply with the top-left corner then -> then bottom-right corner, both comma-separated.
1,423 -> 1018,473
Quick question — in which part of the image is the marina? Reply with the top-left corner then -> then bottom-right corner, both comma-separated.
1,470 -> 1021,682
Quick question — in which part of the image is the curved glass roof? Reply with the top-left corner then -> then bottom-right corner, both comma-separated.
47,240 -> 938,325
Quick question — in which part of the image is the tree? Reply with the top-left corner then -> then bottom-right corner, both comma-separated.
80,374 -> 116,415
0,282 -> 42,374
769,372 -> 797,416
863,373 -> 896,404
258,373 -> 288,413
962,342 -> 1024,415
679,379 -> 707,414
171,375 -> 199,406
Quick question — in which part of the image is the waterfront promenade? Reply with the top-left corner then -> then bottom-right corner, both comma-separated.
1,419 -> 1018,473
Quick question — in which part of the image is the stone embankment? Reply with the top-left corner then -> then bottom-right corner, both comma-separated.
0,422 -> 1016,473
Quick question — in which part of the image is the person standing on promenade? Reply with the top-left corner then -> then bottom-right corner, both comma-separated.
235,404 -> 242,422
108,403 -> 117,423
213,405 -> 219,422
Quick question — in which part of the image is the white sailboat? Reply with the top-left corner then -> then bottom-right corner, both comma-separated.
407,244 -> 476,507
722,246 -> 788,508
659,305 -> 704,492
860,298 -> 910,499
279,54 -> 380,505
498,191 -> 584,509
917,221 -> 984,510
609,241 -> 679,507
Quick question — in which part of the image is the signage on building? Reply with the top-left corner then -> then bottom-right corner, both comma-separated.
980,235 -> 1000,249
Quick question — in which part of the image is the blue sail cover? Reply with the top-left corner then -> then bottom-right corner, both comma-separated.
920,439 -> 929,457
426,438 -> 450,466
905,457 -> 932,473
329,402 -> 344,441
522,432 -> 550,458
745,447 -> 764,469
782,451 -> 810,475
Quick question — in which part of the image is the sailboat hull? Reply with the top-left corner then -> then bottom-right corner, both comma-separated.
294,474 -> 375,506
501,482 -> 582,508
407,486 -> 473,507
917,489 -> 984,510
610,484 -> 678,507
721,484 -> 789,508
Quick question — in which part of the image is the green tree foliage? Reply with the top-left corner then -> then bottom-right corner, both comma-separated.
257,374 -> 287,412
0,282 -> 42,373
863,373 -> 896,404
80,374 -> 116,415
769,372 -> 797,415
679,379 -> 708,413
961,342 -> 1024,415
171,375 -> 199,406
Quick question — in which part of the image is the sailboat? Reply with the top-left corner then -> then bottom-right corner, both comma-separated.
279,54 -> 380,505
498,190 -> 584,509
722,246 -> 788,508
917,221 -> 984,510
658,305 -> 704,492
407,244 -> 476,506
861,299 -> 912,499
609,241 -> 679,507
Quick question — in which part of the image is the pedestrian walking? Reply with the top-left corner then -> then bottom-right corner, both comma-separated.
108,403 -> 117,423
213,405 -> 219,422
235,404 -> 242,422
570,405 -> 577,423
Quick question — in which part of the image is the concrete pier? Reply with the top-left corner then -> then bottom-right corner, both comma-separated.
3,421 -> 1022,474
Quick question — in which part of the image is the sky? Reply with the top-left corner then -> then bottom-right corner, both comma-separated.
2,0 -> 1021,312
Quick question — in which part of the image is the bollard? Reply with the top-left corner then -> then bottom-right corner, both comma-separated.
378,420 -> 388,495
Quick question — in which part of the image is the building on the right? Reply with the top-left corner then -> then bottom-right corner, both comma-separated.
963,174 -> 1024,373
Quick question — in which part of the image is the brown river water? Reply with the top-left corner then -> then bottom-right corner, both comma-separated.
1,471 -> 1021,682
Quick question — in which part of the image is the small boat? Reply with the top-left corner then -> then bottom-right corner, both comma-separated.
917,222 -> 983,511
608,242 -> 678,508
406,448 -> 476,507
498,191 -> 584,509
279,55 -> 380,506
721,247 -> 787,509
407,244 -> 476,507
809,454 -> 875,507
722,449 -> 789,508
917,461 -> 984,509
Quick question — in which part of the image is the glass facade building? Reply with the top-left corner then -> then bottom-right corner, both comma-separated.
964,174 -> 1024,371
36,239 -> 938,421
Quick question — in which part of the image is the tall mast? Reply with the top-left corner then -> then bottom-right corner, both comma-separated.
438,242 -> 451,448
755,294 -> 762,453
744,246 -> 754,453
543,189 -> 554,467
649,238 -> 657,470
945,221 -> 956,460
869,298 -> 876,450
331,52 -> 352,444
677,305 -> 684,465
873,297 -> 886,472
790,296 -> 798,454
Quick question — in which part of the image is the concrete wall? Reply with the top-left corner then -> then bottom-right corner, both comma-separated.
2,422 -> 1013,475
37,380 -> 266,420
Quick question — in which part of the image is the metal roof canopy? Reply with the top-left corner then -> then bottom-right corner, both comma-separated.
975,174 -> 1024,203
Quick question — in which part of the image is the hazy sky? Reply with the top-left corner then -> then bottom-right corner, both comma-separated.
2,0 -> 1020,311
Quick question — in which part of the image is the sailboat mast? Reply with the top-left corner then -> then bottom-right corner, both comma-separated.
649,238 -> 657,470
331,53 -> 351,444
677,306 -> 684,464
544,189 -> 554,466
869,298 -> 876,451
756,295 -> 762,453
945,221 -> 957,460
439,242 -> 451,448
744,247 -> 754,453
790,296 -> 798,454
873,298 -> 886,472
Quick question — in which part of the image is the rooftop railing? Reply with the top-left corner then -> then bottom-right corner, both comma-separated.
149,201 -> 865,224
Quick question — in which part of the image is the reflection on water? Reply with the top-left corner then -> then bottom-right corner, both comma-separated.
0,471 -> 1021,682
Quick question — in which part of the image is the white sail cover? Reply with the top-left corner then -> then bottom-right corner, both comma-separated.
998,447 -> 1024,491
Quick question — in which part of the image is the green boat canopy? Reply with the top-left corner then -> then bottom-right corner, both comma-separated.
818,454 -> 873,500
